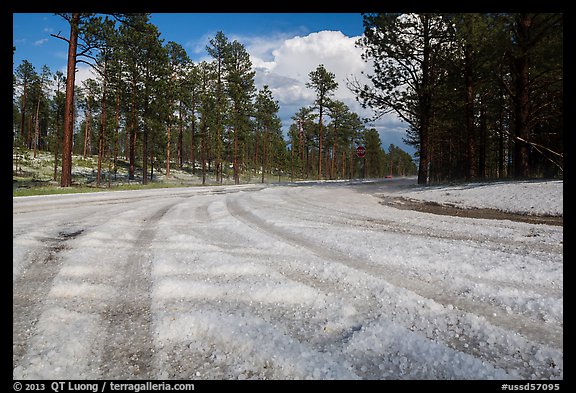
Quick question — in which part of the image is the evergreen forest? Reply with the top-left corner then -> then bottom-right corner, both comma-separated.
13,13 -> 562,189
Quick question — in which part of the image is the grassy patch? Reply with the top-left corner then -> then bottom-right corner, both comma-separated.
13,182 -> 187,197
12,147 -> 294,197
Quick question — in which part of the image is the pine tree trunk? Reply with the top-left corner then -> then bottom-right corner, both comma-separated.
261,129 -> 266,184
201,125 -> 206,185
464,40 -> 476,180
349,143 -> 354,179
129,78 -> 136,180
84,98 -> 91,158
190,121 -> 196,175
479,103 -> 487,178
341,150 -> 346,179
20,82 -> 27,143
53,115 -> 60,181
124,112 -> 129,162
331,127 -> 337,179
113,94 -> 119,181
417,16 -> 433,185
33,97 -> 40,158
142,122 -> 148,185
107,139 -> 111,188
318,106 -> 323,180
190,93 -> 196,175
178,101 -> 183,169
513,14 -> 532,179
233,126 -> 239,185
306,142 -> 310,179
498,91 -> 505,178
166,122 -> 171,178
27,116 -> 32,150
60,13 -> 79,187
97,61 -> 107,187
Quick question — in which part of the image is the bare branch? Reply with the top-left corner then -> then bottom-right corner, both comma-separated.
76,59 -> 95,68
497,128 -> 563,172
50,33 -> 70,45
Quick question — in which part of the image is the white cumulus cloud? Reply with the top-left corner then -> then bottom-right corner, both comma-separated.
245,30 -> 413,155
55,63 -> 97,90
253,31 -> 366,100
33,38 -> 49,46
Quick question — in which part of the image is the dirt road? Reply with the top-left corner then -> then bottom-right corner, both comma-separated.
13,180 -> 563,380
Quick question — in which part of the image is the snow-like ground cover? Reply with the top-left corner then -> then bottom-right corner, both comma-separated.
391,179 -> 563,216
13,178 -> 563,380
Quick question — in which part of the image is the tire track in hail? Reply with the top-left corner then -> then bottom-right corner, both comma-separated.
225,193 -> 562,351
280,187 -> 563,256
13,229 -> 84,369
12,198 -> 173,377
277,187 -> 563,322
225,192 -> 562,378
99,200 -> 179,379
13,201 -> 132,282
274,188 -> 563,298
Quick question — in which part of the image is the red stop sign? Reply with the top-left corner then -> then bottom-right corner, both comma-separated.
356,145 -> 366,158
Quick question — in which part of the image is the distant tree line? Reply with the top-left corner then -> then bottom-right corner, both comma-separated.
350,13 -> 563,184
12,13 -> 419,187
289,64 -> 416,180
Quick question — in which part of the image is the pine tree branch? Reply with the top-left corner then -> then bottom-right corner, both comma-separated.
50,33 -> 70,45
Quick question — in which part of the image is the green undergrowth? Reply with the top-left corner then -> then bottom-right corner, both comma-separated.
13,148 -> 295,197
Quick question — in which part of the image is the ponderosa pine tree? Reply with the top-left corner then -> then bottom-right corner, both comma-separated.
118,14 -> 143,181
505,13 -> 563,178
52,13 -> 142,186
224,40 -> 256,184
30,65 -> 52,157
254,86 -> 281,183
79,78 -> 99,159
362,128 -> 387,178
350,13 -> 453,185
206,31 -> 230,183
142,28 -> 169,184
82,16 -> 119,186
14,60 -> 36,146
116,13 -> 165,182
52,13 -> 87,187
290,107 -> 317,179
197,60 -> 217,185
326,101 -> 365,179
103,25 -> 125,184
306,64 -> 338,180
183,62 -> 200,175
52,71 -> 66,181
164,41 -> 189,178
325,100 -> 353,179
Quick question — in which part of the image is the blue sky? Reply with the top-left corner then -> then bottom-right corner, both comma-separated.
13,13 -> 365,69
12,13 -> 415,156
